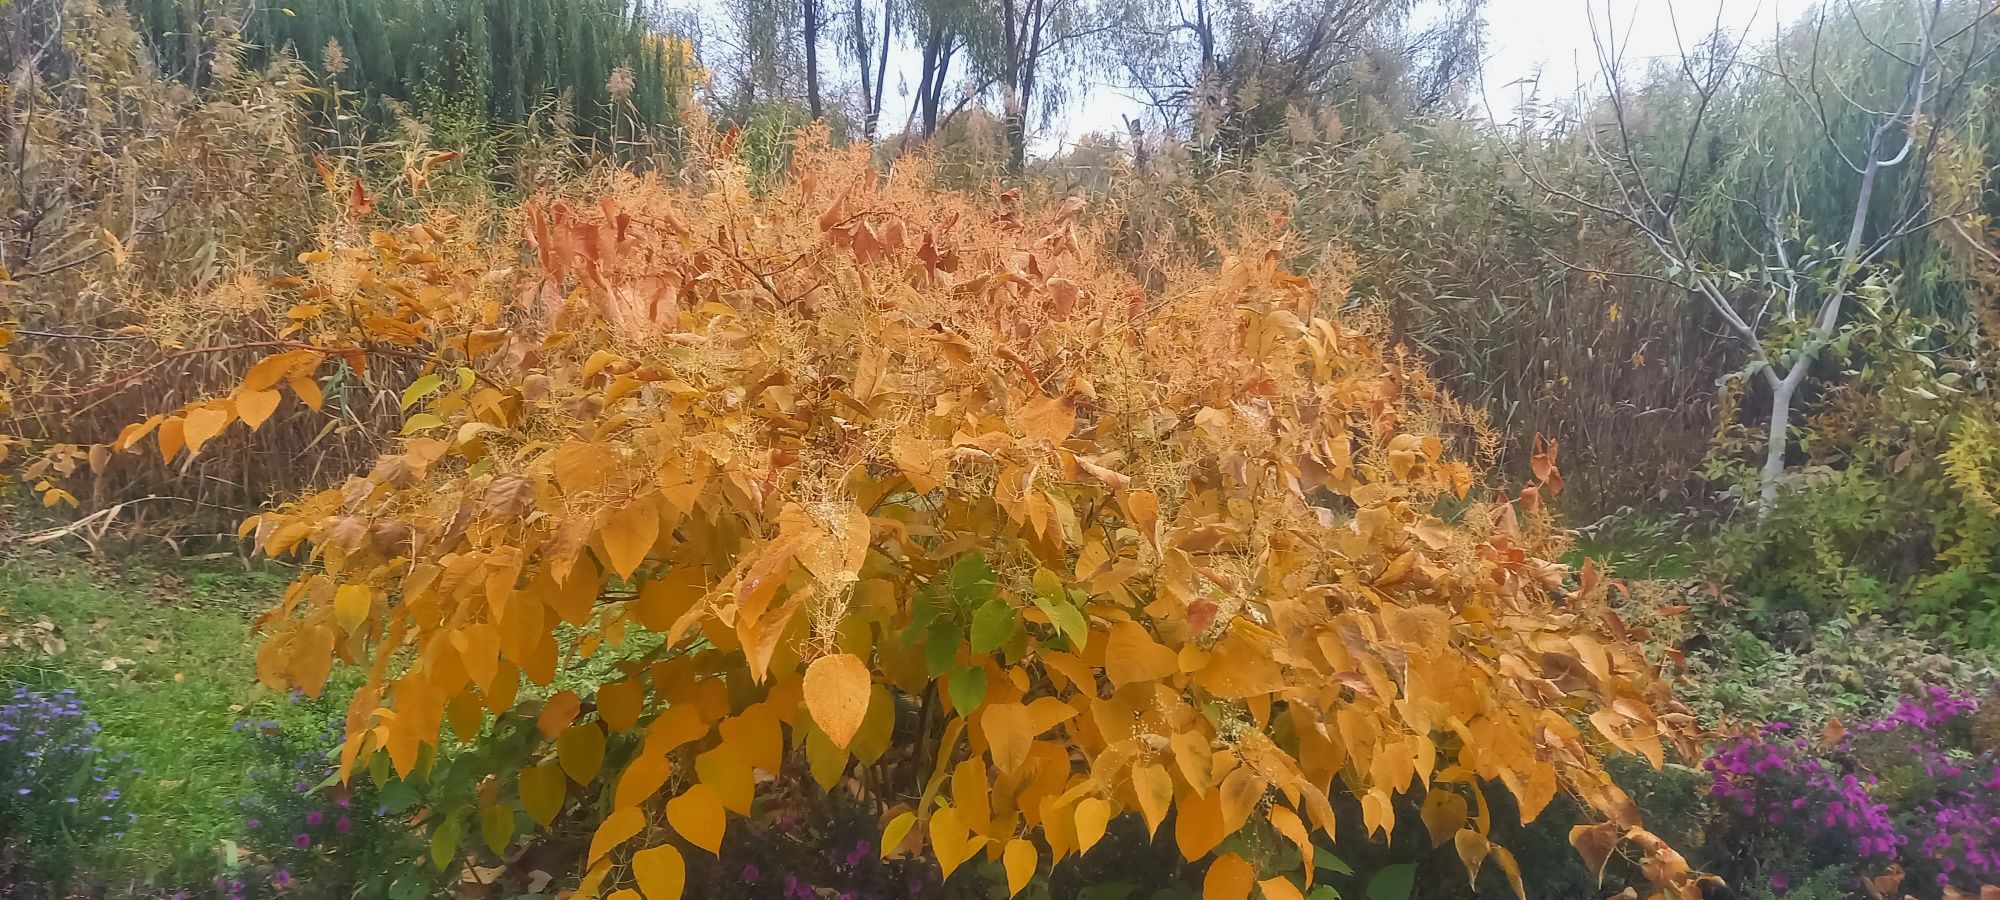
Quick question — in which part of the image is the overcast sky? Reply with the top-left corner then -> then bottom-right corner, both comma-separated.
1030,0 -> 1798,153
683,0 -> 1803,154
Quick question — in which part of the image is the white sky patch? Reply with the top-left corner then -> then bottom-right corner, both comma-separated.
676,0 -> 1799,156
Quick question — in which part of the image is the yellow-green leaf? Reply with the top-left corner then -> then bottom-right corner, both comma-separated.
881,812 -> 917,859
480,802 -> 515,855
520,764 -> 566,826
334,584 -> 371,634
400,373 -> 443,410
558,722 -> 606,784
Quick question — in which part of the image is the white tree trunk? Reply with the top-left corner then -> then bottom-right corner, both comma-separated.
1759,374 -> 1800,516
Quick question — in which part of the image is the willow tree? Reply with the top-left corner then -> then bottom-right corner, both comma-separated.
1519,0 -> 2000,514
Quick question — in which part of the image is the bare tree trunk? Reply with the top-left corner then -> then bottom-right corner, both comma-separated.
871,0 -> 891,137
851,0 -> 873,135
1760,373 -> 1800,511
804,0 -> 823,120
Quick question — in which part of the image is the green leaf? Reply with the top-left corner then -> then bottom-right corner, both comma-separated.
969,599 -> 1018,654
430,811 -> 465,871
947,665 -> 987,714
1315,847 -> 1354,877
1363,864 -> 1415,900
1026,569 -> 1089,647
949,556 -> 996,610
1305,888 -> 1343,900
925,622 -> 960,676
400,373 -> 443,410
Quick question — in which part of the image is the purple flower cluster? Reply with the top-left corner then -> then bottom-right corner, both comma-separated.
0,687 -> 136,843
1704,683 -> 2000,892
1705,725 -> 1904,859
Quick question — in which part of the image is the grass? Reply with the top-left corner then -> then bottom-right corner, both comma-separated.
0,546 -> 315,884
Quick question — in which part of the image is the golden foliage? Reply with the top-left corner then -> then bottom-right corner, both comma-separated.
129,133 -> 1698,897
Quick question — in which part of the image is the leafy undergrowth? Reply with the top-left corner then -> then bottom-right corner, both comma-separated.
0,545 -> 315,884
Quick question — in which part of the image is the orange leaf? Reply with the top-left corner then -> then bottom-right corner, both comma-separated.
1569,823 -> 1620,886
1203,854 -> 1255,900
597,680 -> 644,732
236,389 -> 283,430
1132,763 -> 1173,836
1257,877 -> 1304,900
601,494 -> 663,580
1105,623 -> 1178,687
182,406 -> 231,456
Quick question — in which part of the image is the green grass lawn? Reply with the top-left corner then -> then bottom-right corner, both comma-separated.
0,547 -> 320,884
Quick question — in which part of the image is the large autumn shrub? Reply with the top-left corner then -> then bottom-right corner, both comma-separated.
99,131 -> 1704,898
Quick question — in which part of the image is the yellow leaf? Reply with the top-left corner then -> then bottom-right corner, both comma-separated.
597,680 -> 644,732
665,784 -> 726,854
1203,854 -> 1255,900
558,722 -> 606,784
695,746 -> 754,815
1422,788 -> 1469,848
1003,838 -> 1038,897
1074,797 -> 1110,853
881,812 -> 917,859
929,807 -> 982,879
981,701 -> 1038,774
850,685 -> 896,765
601,494 -> 663,580
1132,763 -> 1174,836
587,806 -> 644,864
802,653 -> 871,749
632,842 -> 686,900
1104,622 -> 1178,687
334,584 -> 371,634
182,405 -> 231,456
1268,807 -> 1313,886
614,751 -> 673,810
1491,844 -> 1526,900
520,764 -> 566,826
236,389 -> 283,430
1454,830 -> 1490,889
1218,765 -> 1266,834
